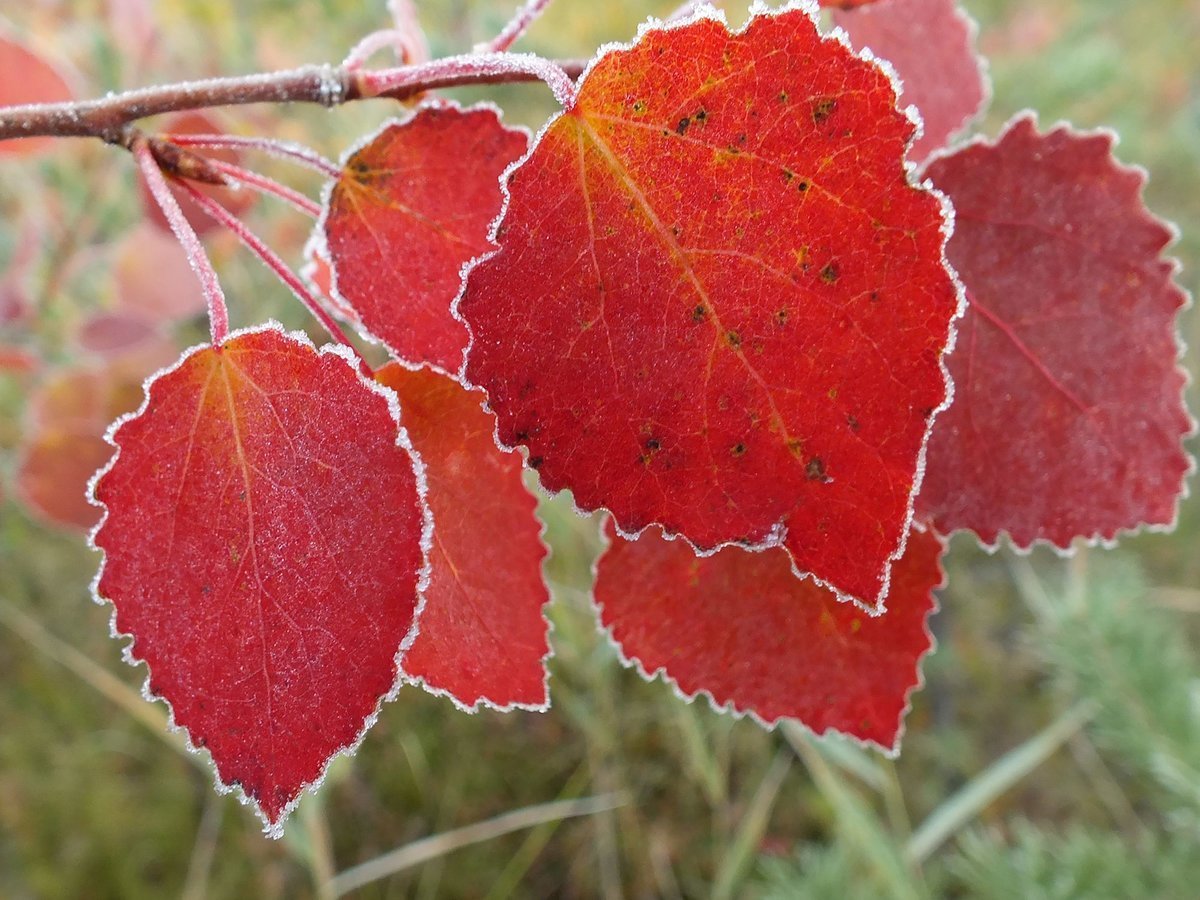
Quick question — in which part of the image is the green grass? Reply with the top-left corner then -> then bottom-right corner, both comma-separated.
1,1 -> 1197,896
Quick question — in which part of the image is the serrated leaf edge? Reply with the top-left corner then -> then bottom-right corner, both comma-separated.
589,514 -> 946,757
85,320 -> 435,839
313,98 -> 531,379
453,0 -> 967,616
920,110 -> 1197,557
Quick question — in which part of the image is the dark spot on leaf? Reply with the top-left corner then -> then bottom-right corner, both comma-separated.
870,291 -> 880,302
695,109 -> 708,123
677,117 -> 690,135
775,308 -> 789,326
806,456 -> 828,481
692,305 -> 708,323
813,97 -> 837,123
778,90 -> 789,103
782,169 -> 794,182
820,264 -> 839,284
731,442 -> 747,457
646,438 -> 661,451
633,100 -> 646,113
528,455 -> 544,470
847,415 -> 860,432
725,330 -> 741,348
797,180 -> 810,193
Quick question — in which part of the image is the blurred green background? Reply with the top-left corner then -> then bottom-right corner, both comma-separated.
1,1 -> 1198,897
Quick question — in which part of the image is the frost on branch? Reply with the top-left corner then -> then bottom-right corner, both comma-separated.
917,115 -> 1194,549
594,519 -> 944,751
459,5 -> 960,608
322,103 -> 528,373
136,111 -> 256,238
376,364 -> 551,711
90,326 -> 429,833
832,0 -> 989,162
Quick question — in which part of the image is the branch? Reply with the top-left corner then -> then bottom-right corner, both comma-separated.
0,56 -> 586,145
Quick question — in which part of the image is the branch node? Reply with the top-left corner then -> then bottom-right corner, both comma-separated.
146,137 -> 231,186
317,64 -> 350,106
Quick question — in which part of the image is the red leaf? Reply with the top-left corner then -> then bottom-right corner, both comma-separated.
110,222 -> 209,322
917,115 -> 1194,548
90,326 -> 429,832
301,235 -> 360,326
832,0 -> 988,162
138,111 -> 256,237
322,103 -> 528,372
594,519 -> 943,750
77,312 -> 161,356
820,1 -> 883,8
16,356 -> 169,530
0,33 -> 73,158
459,7 -> 960,608
376,364 -> 551,710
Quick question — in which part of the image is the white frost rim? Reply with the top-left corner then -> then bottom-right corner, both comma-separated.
85,320 -> 435,839
451,0 -> 966,617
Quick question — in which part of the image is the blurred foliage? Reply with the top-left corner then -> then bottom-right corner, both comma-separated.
1,0 -> 1197,897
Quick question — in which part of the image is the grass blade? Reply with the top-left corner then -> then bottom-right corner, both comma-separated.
907,701 -> 1096,863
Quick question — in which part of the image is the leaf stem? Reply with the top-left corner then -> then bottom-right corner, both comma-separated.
486,0 -> 557,52
343,29 -> 421,71
0,56 -> 586,144
359,51 -> 576,109
165,133 -> 341,179
134,138 -> 230,344
209,159 -> 323,217
177,180 -> 371,373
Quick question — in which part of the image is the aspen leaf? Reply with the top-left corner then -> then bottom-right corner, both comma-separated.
90,326 -> 428,832
459,6 -> 960,607
16,355 -> 171,530
377,364 -> 551,710
323,103 -> 527,372
594,519 -> 943,750
917,115 -> 1194,549
833,0 -> 988,162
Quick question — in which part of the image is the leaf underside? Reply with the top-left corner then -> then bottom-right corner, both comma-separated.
917,115 -> 1193,549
